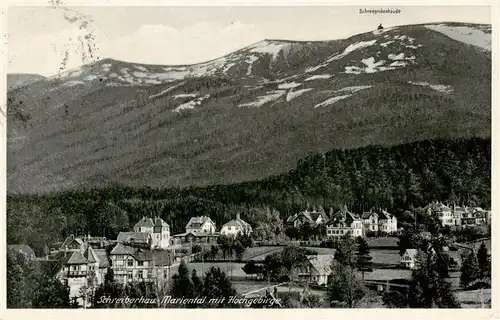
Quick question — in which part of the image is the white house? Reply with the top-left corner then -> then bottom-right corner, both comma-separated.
185,216 -> 217,234
378,210 -> 398,233
220,213 -> 252,237
425,202 -> 458,227
361,212 -> 379,232
326,205 -> 363,239
133,216 -> 170,249
294,254 -> 334,286
401,249 -> 418,269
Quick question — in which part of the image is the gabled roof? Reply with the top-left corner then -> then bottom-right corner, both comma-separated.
109,243 -> 173,265
134,217 -> 155,229
186,216 -> 213,229
223,217 -> 252,232
361,212 -> 379,219
66,251 -> 88,265
403,249 -> 418,258
117,232 -> 151,244
93,249 -> 109,268
154,217 -> 169,227
378,210 -> 393,220
84,245 -> 98,263
60,235 -> 84,249
309,254 -> 334,275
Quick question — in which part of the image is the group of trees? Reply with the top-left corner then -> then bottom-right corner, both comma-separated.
459,242 -> 491,290
170,261 -> 237,308
7,249 -> 73,308
193,233 -> 254,262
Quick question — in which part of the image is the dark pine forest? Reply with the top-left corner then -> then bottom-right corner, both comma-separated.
7,138 -> 490,256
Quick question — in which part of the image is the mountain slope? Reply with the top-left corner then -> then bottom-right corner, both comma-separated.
7,74 -> 46,90
7,22 -> 491,194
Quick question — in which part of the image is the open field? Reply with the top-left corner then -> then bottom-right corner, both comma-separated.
363,269 -> 412,281
367,237 -> 399,248
371,249 -> 401,266
188,261 -> 247,278
244,246 -> 283,261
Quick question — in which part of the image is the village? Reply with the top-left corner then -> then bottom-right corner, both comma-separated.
8,201 -> 491,308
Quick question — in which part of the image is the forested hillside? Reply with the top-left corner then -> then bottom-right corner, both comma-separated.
7,138 -> 490,256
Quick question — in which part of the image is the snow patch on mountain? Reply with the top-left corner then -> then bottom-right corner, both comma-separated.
173,93 -> 198,99
62,80 -> 85,87
148,82 -> 186,99
173,94 -> 210,112
239,90 -> 286,108
425,24 -> 491,51
306,40 -> 377,73
305,74 -> 332,81
245,56 -> 259,75
278,82 -> 301,89
286,88 -> 312,101
408,81 -> 454,93
135,65 -> 148,72
315,94 -> 352,108
336,86 -> 372,93
249,41 -> 290,60
388,53 -> 415,60
361,57 -> 386,73
380,41 -> 395,47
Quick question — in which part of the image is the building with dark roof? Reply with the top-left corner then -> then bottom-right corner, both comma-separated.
326,205 -> 364,239
286,208 -> 329,228
109,243 -> 174,285
133,216 -> 170,249
185,216 -> 217,234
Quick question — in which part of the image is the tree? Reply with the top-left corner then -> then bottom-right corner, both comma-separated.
285,227 -> 300,240
7,249 -> 37,308
356,237 -> 373,280
191,269 -> 203,297
210,245 -> 219,261
335,234 -> 356,267
170,260 -> 195,298
326,260 -> 366,308
233,240 -> 246,261
202,267 -> 237,307
477,242 -> 490,280
32,276 -> 71,308
460,250 -> 480,289
408,250 -> 460,308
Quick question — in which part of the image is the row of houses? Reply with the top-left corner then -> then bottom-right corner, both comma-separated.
286,206 -> 398,239
425,202 -> 491,227
171,213 -> 253,244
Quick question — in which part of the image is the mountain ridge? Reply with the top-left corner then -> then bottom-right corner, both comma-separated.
7,22 -> 491,194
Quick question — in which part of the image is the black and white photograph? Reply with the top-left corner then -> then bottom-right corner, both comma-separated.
3,3 -> 494,311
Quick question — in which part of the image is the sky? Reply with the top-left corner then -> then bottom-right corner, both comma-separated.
7,5 -> 492,77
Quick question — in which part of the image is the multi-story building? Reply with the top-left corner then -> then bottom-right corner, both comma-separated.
133,216 -> 171,249
361,211 -> 379,232
401,249 -> 418,269
293,254 -> 334,286
52,235 -> 110,307
326,205 -> 363,239
286,208 -> 329,228
425,202 -> 458,227
220,213 -> 253,237
185,216 -> 217,234
378,210 -> 398,233
109,243 -> 173,286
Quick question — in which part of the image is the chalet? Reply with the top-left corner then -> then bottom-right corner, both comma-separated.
401,249 -> 418,269
378,210 -> 398,233
286,208 -> 329,228
294,254 -> 334,286
220,213 -> 253,237
8,244 -> 36,260
185,216 -> 217,234
361,212 -> 379,232
109,243 -> 173,285
52,236 -> 110,307
326,205 -> 363,239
